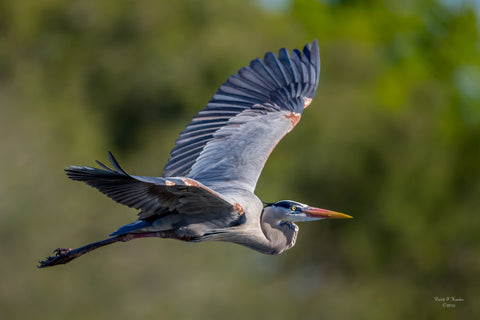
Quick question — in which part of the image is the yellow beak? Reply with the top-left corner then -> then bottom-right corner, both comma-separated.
304,207 -> 353,219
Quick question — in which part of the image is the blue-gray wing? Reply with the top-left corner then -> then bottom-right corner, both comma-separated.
163,40 -> 320,193
65,152 -> 238,222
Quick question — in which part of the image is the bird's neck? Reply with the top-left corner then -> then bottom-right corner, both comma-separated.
210,211 -> 298,255
257,209 -> 298,255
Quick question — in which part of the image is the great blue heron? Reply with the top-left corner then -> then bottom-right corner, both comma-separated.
39,40 -> 351,268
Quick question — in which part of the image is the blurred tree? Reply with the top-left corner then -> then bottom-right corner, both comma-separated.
0,0 -> 479,319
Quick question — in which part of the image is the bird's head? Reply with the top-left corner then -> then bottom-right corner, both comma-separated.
264,200 -> 352,222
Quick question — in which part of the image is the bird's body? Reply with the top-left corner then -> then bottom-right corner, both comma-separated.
39,40 -> 351,268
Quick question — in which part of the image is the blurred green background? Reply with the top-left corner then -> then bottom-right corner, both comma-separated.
1,0 -> 479,319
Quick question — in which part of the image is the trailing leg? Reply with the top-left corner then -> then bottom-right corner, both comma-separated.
37,232 -> 160,268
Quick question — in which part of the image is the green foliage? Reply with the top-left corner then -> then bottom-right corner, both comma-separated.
1,0 -> 479,319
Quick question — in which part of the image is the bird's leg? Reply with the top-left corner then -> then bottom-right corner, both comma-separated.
38,232 -> 160,268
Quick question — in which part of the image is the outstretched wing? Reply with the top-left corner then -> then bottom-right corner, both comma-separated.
163,40 -> 320,193
65,152 -> 238,221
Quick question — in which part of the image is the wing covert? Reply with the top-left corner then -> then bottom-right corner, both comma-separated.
163,40 -> 320,193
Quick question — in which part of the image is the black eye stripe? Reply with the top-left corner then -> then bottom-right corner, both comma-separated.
276,201 -> 293,209
270,200 -> 302,210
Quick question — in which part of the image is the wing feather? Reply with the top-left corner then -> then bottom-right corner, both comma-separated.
264,52 -> 288,87
228,74 -> 270,99
66,152 -> 236,220
237,68 -> 273,92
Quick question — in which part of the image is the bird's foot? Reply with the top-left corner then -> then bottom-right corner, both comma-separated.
38,248 -> 74,268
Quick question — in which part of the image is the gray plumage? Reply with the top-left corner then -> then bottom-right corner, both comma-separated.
39,40 -> 351,268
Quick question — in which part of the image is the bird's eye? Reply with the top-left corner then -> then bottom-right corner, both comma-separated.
291,206 -> 297,211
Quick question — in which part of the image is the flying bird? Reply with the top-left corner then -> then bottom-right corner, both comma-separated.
39,40 -> 351,268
